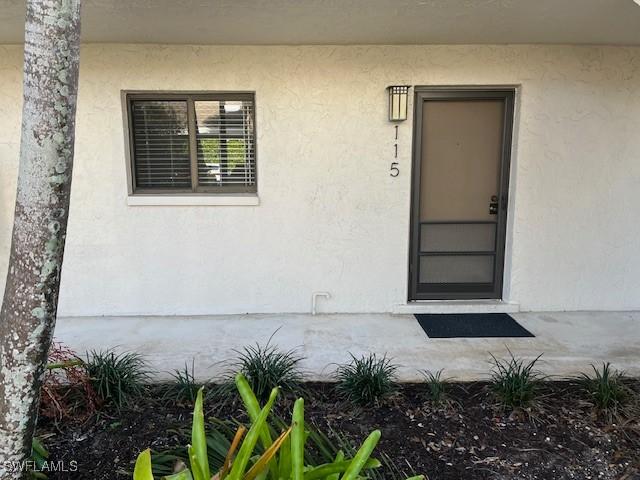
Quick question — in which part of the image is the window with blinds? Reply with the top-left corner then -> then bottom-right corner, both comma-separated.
127,93 -> 256,194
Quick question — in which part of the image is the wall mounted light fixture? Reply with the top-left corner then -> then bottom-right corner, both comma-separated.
387,85 -> 410,122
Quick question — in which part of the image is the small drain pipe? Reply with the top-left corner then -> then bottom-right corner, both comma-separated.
311,291 -> 331,315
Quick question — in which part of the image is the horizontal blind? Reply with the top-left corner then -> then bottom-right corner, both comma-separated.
194,100 -> 256,188
131,100 -> 191,189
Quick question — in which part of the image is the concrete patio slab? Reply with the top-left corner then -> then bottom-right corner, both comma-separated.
55,311 -> 640,382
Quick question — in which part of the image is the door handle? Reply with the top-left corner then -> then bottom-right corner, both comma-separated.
489,195 -> 498,215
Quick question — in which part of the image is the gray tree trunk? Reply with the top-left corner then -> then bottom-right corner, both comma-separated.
0,0 -> 81,476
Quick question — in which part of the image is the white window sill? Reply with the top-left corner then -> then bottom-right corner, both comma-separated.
127,195 -> 260,206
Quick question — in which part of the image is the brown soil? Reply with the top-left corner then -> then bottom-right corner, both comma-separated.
37,381 -> 640,480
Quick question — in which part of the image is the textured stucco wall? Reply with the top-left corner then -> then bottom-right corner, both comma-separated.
1,44 -> 639,315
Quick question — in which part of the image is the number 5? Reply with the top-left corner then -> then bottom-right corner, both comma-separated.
390,162 -> 399,177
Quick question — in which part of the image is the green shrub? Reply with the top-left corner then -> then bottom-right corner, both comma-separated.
229,338 -> 303,403
152,415 -> 338,478
335,353 -> 398,406
86,350 -> 149,409
134,374 -> 425,480
579,363 -> 629,414
489,351 -> 543,409
164,360 -> 201,404
420,369 -> 448,405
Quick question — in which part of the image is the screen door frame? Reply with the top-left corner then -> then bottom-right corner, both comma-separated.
408,87 -> 515,301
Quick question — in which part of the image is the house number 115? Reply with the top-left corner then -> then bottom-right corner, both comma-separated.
390,125 -> 400,177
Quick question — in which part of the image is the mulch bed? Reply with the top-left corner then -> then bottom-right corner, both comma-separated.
37,381 -> 640,480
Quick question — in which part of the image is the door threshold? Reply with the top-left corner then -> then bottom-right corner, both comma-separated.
392,300 -> 520,315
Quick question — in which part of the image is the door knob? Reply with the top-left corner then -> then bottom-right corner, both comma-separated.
489,195 -> 498,215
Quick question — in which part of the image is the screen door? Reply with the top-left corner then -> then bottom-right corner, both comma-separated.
409,89 -> 514,300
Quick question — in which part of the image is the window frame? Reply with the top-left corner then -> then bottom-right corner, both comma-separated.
122,91 -> 258,196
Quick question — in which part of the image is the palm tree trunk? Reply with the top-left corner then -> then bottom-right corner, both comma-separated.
0,0 -> 81,476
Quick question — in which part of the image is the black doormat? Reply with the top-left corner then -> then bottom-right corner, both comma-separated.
415,313 -> 534,338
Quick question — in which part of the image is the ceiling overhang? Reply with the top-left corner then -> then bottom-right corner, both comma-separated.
1,0 -> 640,45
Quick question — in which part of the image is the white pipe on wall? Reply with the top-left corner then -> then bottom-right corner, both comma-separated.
311,292 -> 331,315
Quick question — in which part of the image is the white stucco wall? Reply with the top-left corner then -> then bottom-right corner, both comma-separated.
1,44 -> 639,316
